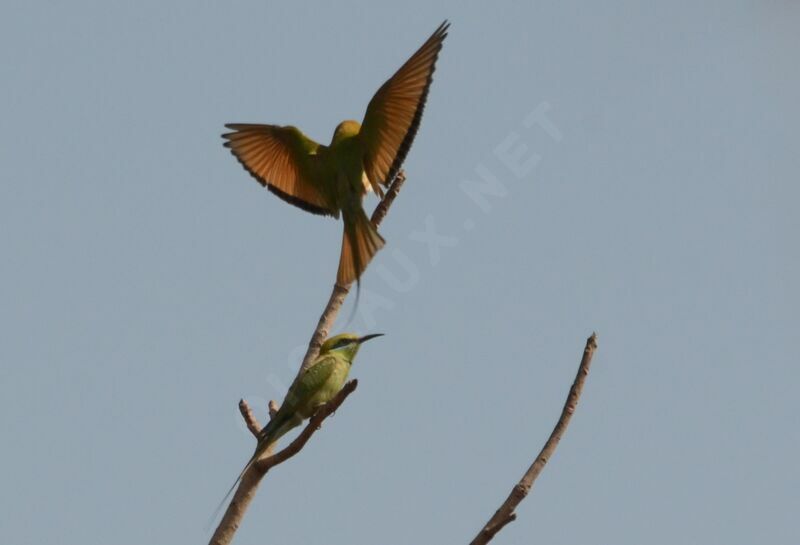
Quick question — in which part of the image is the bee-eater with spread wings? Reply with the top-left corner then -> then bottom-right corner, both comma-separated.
222,21 -> 449,286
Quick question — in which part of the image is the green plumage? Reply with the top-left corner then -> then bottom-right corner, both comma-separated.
213,333 -> 382,518
256,350 -> 352,452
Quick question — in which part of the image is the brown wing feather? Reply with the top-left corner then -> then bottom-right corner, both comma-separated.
360,21 -> 449,194
222,124 -> 335,216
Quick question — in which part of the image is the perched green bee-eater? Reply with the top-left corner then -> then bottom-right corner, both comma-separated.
222,21 -> 449,285
216,333 -> 383,510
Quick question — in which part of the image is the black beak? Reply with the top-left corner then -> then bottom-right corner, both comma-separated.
357,333 -> 384,344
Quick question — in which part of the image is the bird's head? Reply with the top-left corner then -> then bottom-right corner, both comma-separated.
331,120 -> 362,144
320,332 -> 383,361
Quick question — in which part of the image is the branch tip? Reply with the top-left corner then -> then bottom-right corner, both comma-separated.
469,333 -> 599,545
238,399 -> 262,437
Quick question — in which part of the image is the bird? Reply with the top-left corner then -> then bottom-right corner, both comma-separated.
222,21 -> 449,287
213,333 -> 383,516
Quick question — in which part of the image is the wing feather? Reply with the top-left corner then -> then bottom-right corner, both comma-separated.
222,124 -> 336,216
291,355 -> 338,410
359,21 -> 449,194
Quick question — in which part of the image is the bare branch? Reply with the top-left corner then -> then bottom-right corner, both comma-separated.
238,399 -> 262,437
469,333 -> 599,545
268,400 -> 280,419
210,170 -> 407,544
208,441 -> 273,545
210,381 -> 359,545
370,170 -> 406,227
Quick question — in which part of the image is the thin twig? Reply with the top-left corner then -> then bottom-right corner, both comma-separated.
370,170 -> 406,227
469,333 -> 599,545
268,400 -> 280,419
238,399 -> 262,437
209,170 -> 407,545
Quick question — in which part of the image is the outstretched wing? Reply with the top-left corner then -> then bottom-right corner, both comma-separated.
222,124 -> 336,216
359,21 -> 449,195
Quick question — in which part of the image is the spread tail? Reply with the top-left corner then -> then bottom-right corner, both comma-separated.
337,208 -> 385,286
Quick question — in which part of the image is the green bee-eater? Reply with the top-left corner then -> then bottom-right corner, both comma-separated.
222,21 -> 449,285
216,333 -> 383,512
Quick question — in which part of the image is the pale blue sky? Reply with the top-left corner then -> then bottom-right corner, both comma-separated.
1,2 -> 798,544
